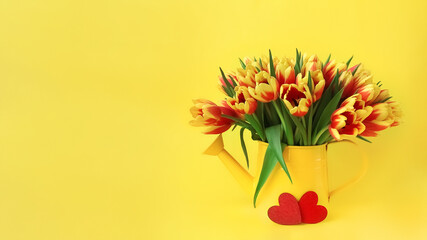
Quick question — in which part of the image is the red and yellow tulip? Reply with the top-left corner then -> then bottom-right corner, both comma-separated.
364,86 -> 391,106
302,55 -> 322,75
296,71 -> 325,102
275,57 -> 295,85
322,60 -> 347,88
280,82 -> 312,117
189,99 -> 237,134
227,86 -> 258,115
340,65 -> 373,100
236,63 -> 258,88
329,94 -> 373,140
389,101 -> 402,127
360,100 -> 402,137
248,71 -> 280,103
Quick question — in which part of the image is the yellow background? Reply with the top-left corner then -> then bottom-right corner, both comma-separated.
0,0 -> 426,239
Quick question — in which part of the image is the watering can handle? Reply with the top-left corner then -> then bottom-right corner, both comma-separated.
327,139 -> 368,199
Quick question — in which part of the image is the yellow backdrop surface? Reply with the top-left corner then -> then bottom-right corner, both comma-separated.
0,0 -> 426,239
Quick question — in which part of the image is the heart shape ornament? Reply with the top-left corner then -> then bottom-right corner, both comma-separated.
298,191 -> 328,224
267,193 -> 302,225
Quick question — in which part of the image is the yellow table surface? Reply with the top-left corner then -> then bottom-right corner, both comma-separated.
0,0 -> 426,239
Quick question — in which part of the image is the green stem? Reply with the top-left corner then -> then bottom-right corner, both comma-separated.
318,132 -> 333,145
313,126 -> 329,145
293,120 -> 307,145
294,127 -> 301,145
264,103 -> 274,123
325,135 -> 334,144
253,111 -> 265,133
307,107 -> 314,145
357,135 -> 372,143
313,100 -> 320,113
251,114 -> 266,142
277,100 -> 308,145
302,115 -> 308,145
302,115 -> 307,129
257,102 -> 265,131
288,113 -> 307,145
272,100 -> 294,145
222,115 -> 256,132
279,101 -> 298,145
253,114 -> 264,132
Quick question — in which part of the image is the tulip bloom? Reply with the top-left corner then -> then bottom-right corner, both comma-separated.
296,70 -> 325,102
360,101 -> 399,137
357,84 -> 376,103
389,101 -> 402,127
329,94 -> 373,140
250,56 -> 270,72
236,64 -> 258,88
275,58 -> 295,85
189,99 -> 237,134
280,82 -> 312,117
340,65 -> 373,100
227,86 -> 258,115
365,87 -> 391,106
302,55 -> 322,76
248,71 -> 280,103
322,60 -> 347,88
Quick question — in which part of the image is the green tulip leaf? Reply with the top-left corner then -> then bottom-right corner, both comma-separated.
351,64 -> 361,75
221,85 -> 232,97
357,135 -> 372,143
346,55 -> 354,67
379,96 -> 392,103
269,49 -> 276,77
265,125 -> 291,183
314,88 -> 344,135
256,102 -> 265,129
221,114 -> 256,133
240,127 -> 250,168
308,71 -> 313,92
245,114 -> 266,141
220,67 -> 235,97
228,75 -> 237,87
239,58 -> 246,70
324,54 -> 331,66
253,145 -> 277,207
313,69 -> 341,126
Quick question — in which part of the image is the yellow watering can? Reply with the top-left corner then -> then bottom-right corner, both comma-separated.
204,134 -> 368,221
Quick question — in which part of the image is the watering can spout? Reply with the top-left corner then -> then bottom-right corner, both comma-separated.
204,134 -> 254,194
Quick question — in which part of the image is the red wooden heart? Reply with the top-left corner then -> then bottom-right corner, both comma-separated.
298,191 -> 328,224
267,193 -> 302,225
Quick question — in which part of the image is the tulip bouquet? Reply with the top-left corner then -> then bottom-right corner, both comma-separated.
190,50 -> 401,198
